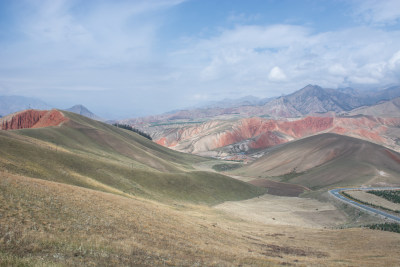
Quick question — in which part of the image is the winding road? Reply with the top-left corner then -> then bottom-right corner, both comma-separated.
329,187 -> 400,223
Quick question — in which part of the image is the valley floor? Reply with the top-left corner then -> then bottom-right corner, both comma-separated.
215,194 -> 347,228
1,171 -> 400,266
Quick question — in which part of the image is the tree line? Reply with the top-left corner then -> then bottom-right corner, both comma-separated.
368,190 -> 400,204
341,191 -> 400,213
367,222 -> 400,233
112,123 -> 152,140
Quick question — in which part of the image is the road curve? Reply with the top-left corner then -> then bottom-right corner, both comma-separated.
329,187 -> 400,223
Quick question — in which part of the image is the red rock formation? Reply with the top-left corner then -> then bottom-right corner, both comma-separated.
156,137 -> 168,146
0,109 -> 69,130
278,117 -> 333,138
153,115 -> 400,155
214,117 -> 334,150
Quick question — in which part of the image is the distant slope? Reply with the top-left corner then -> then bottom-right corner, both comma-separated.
199,95 -> 274,109
371,85 -> 400,102
233,133 -> 400,190
149,115 -> 400,158
65,104 -> 102,121
259,84 -> 400,117
0,110 -> 264,204
261,85 -> 363,116
348,97 -> 400,117
0,95 -> 52,116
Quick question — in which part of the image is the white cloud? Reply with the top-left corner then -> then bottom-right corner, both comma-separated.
354,0 -> 400,25
329,64 -> 347,76
268,66 -> 287,82
389,50 -> 400,69
193,93 -> 209,100
348,76 -> 379,85
2,0 -> 185,69
170,24 -> 400,96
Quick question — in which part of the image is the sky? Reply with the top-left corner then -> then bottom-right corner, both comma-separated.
1,0 -> 400,119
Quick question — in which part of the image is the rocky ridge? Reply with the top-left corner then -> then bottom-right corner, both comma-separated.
151,115 -> 400,159
0,109 -> 68,130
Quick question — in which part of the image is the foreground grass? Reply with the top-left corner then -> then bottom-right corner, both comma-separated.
1,172 -> 400,266
0,173 -> 300,266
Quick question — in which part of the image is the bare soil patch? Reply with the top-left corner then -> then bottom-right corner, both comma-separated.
215,194 -> 347,228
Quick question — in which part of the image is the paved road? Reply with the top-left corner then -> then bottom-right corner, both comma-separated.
329,187 -> 400,223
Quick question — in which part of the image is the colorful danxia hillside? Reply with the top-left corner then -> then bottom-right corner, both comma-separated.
1,1 -> 400,266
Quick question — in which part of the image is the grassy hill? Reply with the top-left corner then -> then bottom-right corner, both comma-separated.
0,110 -> 265,205
2,112 -> 400,266
233,133 -> 400,191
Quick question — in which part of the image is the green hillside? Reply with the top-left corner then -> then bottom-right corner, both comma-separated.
233,133 -> 400,191
0,111 -> 265,205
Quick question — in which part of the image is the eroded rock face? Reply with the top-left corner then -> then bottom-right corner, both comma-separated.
0,109 -> 68,130
152,116 -> 400,156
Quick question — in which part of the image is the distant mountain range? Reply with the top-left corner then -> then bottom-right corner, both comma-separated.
2,84 -> 400,122
0,96 -> 102,121
348,97 -> 400,117
261,84 -> 400,117
198,95 -> 274,109
126,84 -> 400,124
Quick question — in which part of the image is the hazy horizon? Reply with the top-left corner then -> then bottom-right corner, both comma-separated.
1,0 -> 400,118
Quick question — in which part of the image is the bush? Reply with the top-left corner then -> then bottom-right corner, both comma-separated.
212,163 -> 243,172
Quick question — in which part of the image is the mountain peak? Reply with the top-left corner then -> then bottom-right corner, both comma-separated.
65,104 -> 102,121
68,104 -> 89,112
301,84 -> 323,91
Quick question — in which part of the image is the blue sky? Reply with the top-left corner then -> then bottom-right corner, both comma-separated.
1,0 -> 400,118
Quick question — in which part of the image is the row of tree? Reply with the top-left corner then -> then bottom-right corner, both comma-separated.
368,222 -> 400,233
368,190 -> 400,204
112,123 -> 152,140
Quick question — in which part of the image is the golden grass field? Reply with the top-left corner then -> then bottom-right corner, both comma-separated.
2,171 -> 400,266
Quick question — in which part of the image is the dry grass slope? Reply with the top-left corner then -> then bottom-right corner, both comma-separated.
0,111 -> 265,205
234,133 -> 400,191
1,172 -> 400,266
